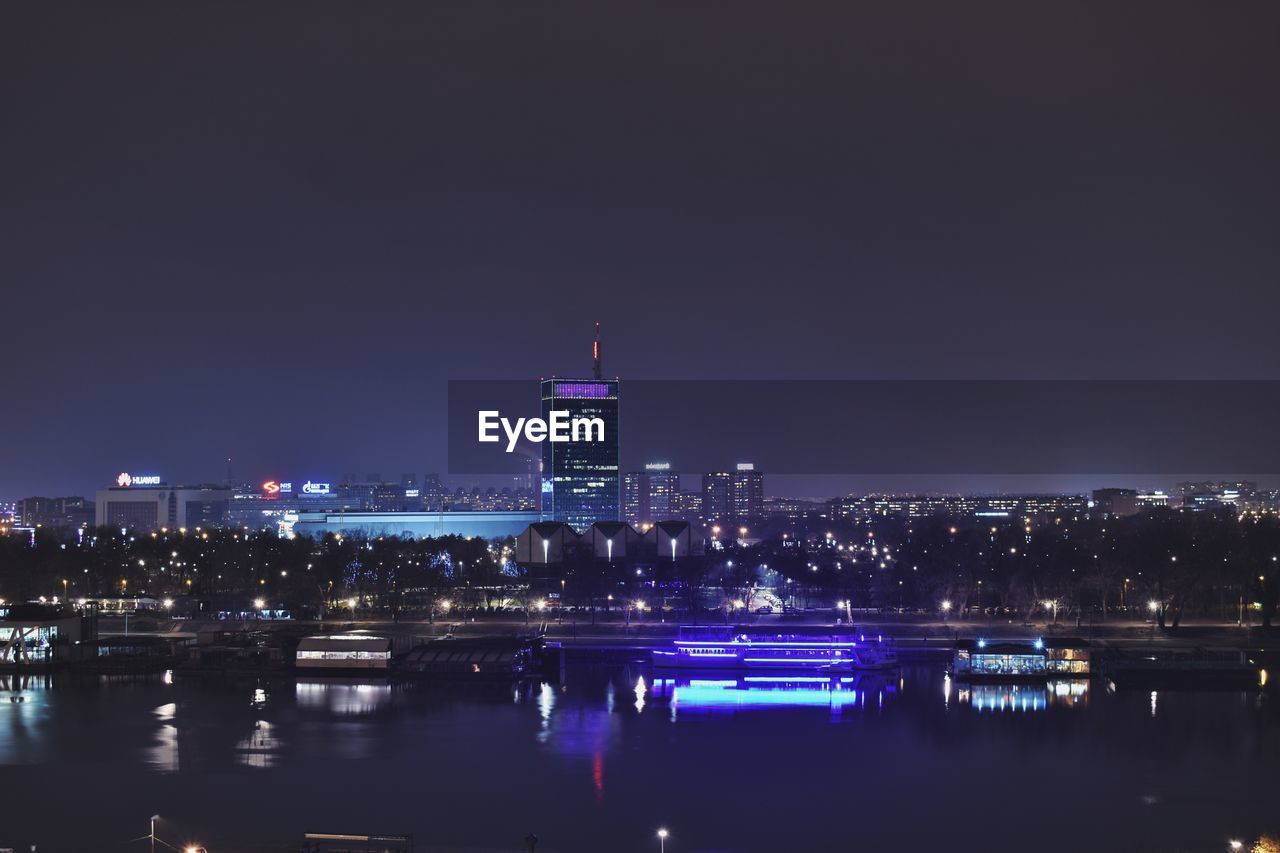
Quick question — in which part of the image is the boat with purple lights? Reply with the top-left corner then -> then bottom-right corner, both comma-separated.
652,625 -> 897,671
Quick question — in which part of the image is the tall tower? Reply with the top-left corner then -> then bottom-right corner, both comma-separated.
540,324 -> 620,530
592,320 -> 602,380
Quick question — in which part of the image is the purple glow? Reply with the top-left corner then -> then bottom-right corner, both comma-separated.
742,657 -> 847,665
551,381 -> 614,399
673,640 -> 858,648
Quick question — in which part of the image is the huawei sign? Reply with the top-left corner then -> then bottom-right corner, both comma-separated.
116,472 -> 162,487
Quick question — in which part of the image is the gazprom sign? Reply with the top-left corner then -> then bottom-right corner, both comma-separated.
301,481 -> 331,496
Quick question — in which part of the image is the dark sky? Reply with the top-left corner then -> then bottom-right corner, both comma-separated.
3,2 -> 1278,498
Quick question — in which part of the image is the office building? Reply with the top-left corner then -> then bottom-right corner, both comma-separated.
702,463 -> 765,528
16,496 -> 95,529
623,462 -> 681,527
1091,488 -> 1139,518
540,324 -> 620,531
96,475 -> 231,531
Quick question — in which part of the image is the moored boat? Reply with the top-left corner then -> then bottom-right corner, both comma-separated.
652,625 -> 897,671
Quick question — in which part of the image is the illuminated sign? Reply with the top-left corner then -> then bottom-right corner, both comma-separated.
736,463 -> 755,471
116,472 -> 162,487
645,462 -> 672,471
301,481 -> 331,495
405,489 -> 420,498
262,480 -> 293,496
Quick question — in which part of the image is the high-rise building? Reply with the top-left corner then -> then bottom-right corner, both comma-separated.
701,471 -> 733,529
731,463 -> 765,522
540,324 -> 620,531
622,462 -> 681,527
702,463 -> 765,529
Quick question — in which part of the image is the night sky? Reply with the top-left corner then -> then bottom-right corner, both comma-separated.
3,2 -> 1278,498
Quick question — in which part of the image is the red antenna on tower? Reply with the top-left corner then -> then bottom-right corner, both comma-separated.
592,321 -> 602,379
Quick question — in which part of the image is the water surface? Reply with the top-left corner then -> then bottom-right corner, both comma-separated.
0,666 -> 1275,852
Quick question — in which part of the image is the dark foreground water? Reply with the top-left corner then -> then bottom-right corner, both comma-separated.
1,665 -> 1277,853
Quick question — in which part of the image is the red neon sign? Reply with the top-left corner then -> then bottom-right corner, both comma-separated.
263,480 -> 281,495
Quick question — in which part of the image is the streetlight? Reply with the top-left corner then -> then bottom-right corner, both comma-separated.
149,815 -> 160,853
1229,842 -> 1243,852
657,828 -> 669,853
1043,599 -> 1058,624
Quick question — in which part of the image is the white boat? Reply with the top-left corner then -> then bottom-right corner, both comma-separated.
652,625 -> 897,671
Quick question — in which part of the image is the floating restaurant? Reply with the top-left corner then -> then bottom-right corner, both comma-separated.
295,634 -> 394,672
951,638 -> 1092,680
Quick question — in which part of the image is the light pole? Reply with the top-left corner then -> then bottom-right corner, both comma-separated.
149,815 -> 160,853
657,828 -> 669,853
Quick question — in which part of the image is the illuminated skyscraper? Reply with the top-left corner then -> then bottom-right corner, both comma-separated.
540,324 -> 620,531
623,462 -> 681,527
702,463 -> 765,528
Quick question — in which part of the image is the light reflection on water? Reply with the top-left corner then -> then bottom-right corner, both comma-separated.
295,680 -> 393,716
0,666 -> 1273,853
957,679 -> 1090,712
649,673 -> 898,715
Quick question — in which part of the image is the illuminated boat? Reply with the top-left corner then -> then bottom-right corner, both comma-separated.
652,625 -> 897,671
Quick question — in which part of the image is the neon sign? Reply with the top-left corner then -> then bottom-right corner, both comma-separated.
116,472 -> 162,487
263,480 -> 294,495
301,481 -> 331,495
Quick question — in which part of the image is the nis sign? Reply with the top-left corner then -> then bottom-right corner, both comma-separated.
116,472 -> 162,487
262,480 -> 294,496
